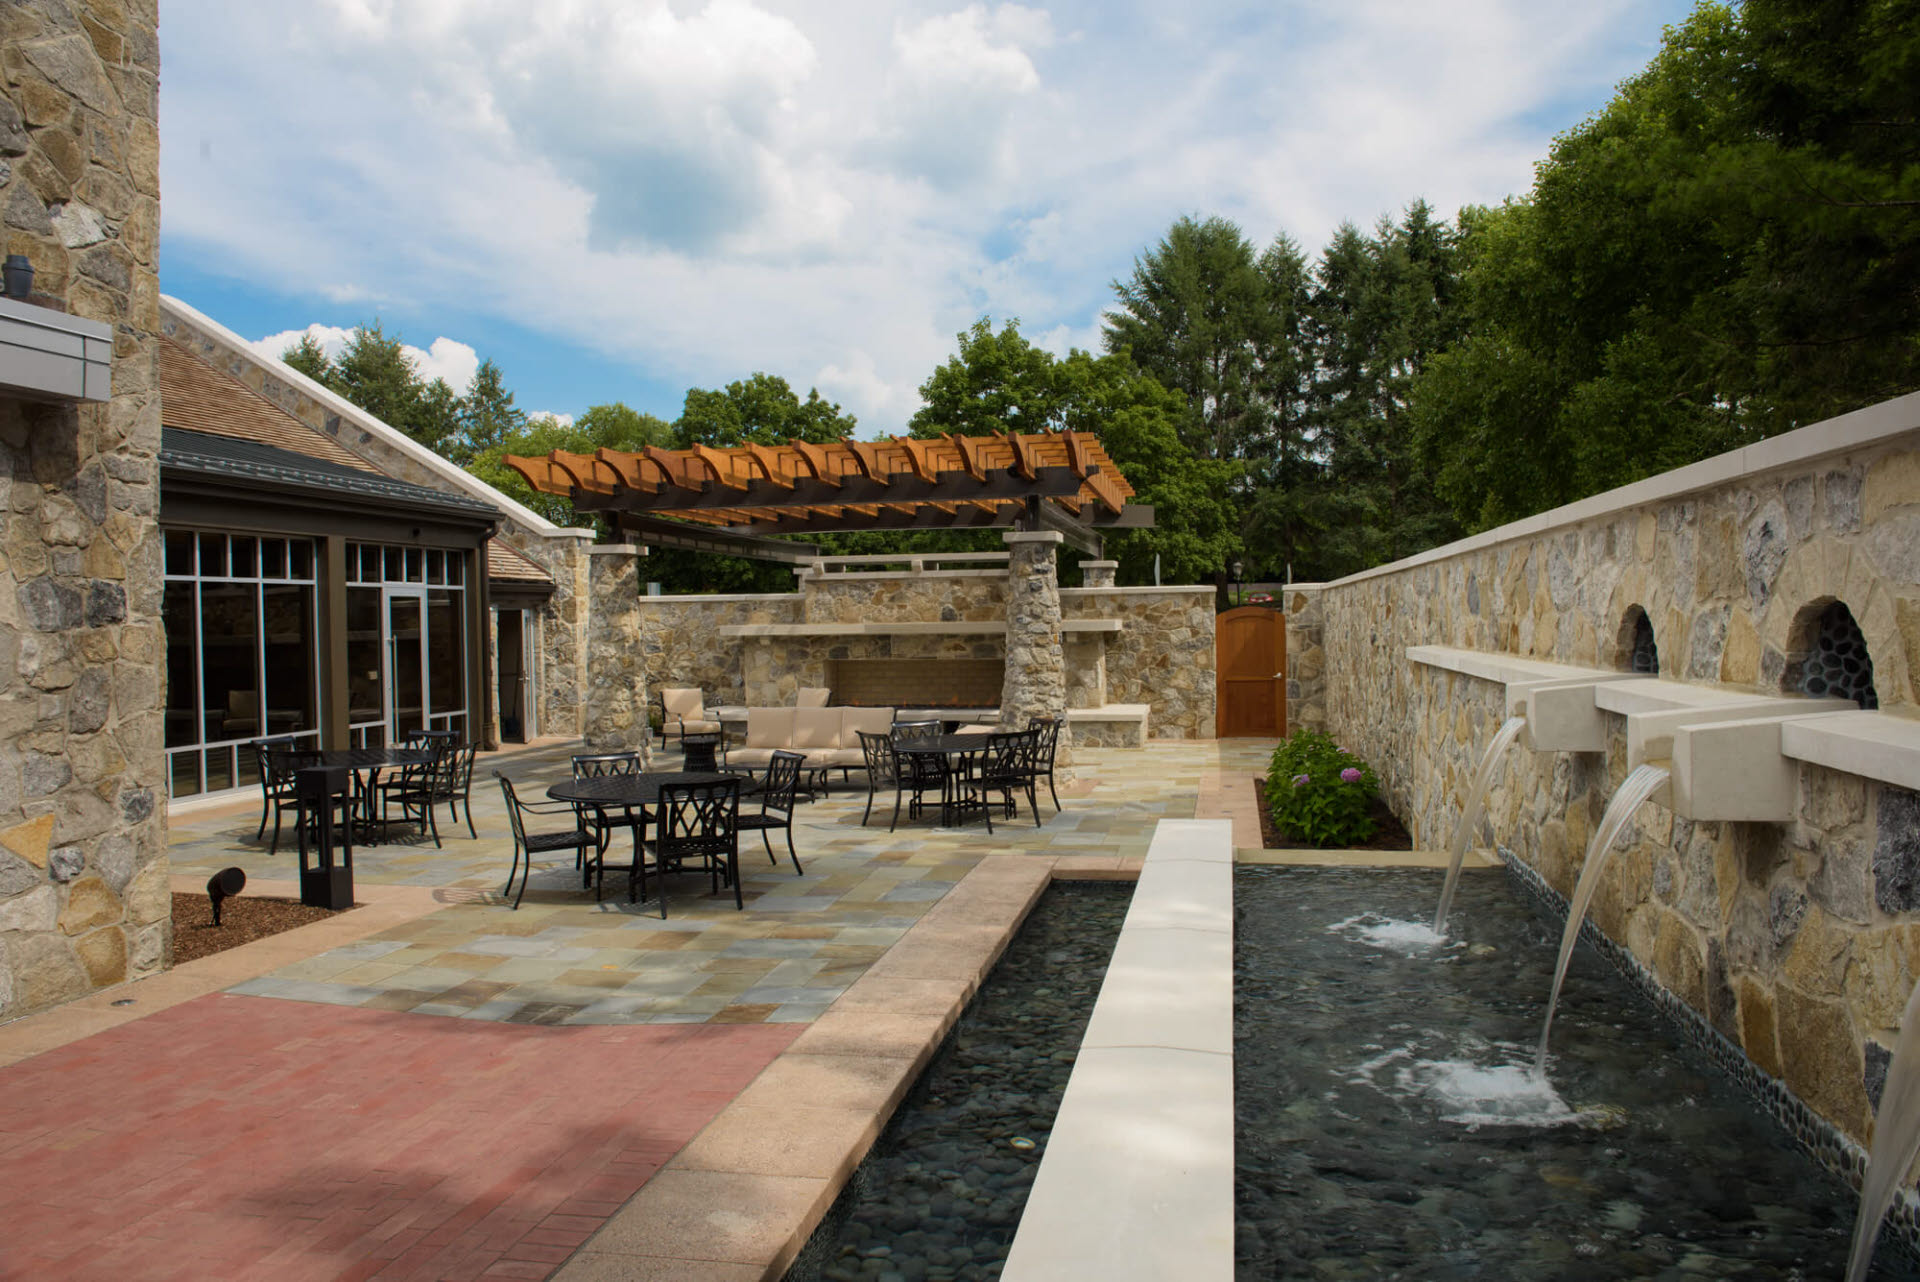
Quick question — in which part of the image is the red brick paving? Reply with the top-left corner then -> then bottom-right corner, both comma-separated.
0,994 -> 800,1281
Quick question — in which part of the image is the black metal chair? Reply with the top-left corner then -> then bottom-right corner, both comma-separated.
495,772 -> 591,909
974,727 -> 1043,828
856,730 -> 900,828
640,777 -> 742,917
571,752 -> 646,893
252,738 -> 310,855
889,721 -> 949,831
442,742 -> 479,838
737,749 -> 804,874
380,738 -> 453,847
1028,715 -> 1063,813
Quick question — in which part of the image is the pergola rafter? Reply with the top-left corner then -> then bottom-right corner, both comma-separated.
504,429 -> 1153,558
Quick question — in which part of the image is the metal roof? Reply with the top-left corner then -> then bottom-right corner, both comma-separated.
161,427 -> 502,521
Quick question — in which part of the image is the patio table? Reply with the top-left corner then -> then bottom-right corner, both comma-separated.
892,732 -> 995,828
312,746 -> 435,843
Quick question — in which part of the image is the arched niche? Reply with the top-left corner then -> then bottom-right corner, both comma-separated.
1785,598 -> 1879,710
1615,605 -> 1659,676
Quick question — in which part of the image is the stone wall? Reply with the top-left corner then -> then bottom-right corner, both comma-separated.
630,571 -> 1217,739
1282,585 -> 1326,733
0,0 -> 168,1020
1062,586 -> 1217,738
583,547 -> 645,755
158,298 -> 595,741
1317,392 -> 1920,1147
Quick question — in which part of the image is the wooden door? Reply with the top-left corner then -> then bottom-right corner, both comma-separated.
1215,606 -> 1286,738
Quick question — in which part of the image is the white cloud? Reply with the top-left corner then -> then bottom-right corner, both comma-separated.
248,323 -> 480,393
529,410 -> 576,429
161,0 -> 1691,432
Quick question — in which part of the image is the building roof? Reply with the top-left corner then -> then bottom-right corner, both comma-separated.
160,427 -> 502,521
159,338 -> 372,472
487,539 -> 553,585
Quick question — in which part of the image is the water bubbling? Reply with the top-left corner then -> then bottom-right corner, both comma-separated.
1331,912 -> 1452,954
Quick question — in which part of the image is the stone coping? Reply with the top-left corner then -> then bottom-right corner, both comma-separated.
552,853 -> 1142,1282
1066,703 -> 1149,723
718,619 -> 1123,637
1323,389 -> 1920,589
1060,585 -> 1213,597
1003,820 -> 1236,1280
1781,709 -> 1920,792
1407,644 -> 1615,687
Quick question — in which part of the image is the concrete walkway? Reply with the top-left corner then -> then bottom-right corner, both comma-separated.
0,739 -> 1275,1281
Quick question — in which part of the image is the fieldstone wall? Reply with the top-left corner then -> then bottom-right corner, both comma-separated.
0,0 -> 167,1021
1319,395 -> 1920,1148
629,572 -> 1216,739
583,547 -> 645,756
1062,586 -> 1216,738
1283,585 -> 1327,732
1000,532 -> 1073,766
158,300 -> 596,742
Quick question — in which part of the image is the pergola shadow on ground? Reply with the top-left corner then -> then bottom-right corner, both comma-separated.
1,739 -> 1274,1282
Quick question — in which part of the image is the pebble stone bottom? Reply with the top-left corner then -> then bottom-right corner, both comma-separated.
1498,847 -> 1920,1263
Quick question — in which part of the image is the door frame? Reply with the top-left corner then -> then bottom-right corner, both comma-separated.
382,584 -> 429,743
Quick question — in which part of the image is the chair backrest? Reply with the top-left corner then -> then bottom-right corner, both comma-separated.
655,778 -> 740,861
1028,715 -> 1060,766
661,687 -> 706,721
746,706 -> 797,749
495,772 -> 530,848
573,752 -> 643,778
794,686 -> 831,708
987,727 -> 1041,777
259,739 -> 313,787
761,750 -> 805,816
892,719 -> 942,747
857,730 -> 896,783
450,742 -> 478,795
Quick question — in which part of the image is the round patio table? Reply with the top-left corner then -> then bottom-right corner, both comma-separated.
891,732 -> 995,828
310,746 -> 435,843
546,772 -> 749,911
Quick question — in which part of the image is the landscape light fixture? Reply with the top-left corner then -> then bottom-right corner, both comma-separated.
1,254 -> 33,300
207,866 -> 247,926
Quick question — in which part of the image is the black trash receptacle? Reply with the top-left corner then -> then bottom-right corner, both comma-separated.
295,765 -> 355,909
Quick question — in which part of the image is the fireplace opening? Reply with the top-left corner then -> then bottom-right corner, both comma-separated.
826,658 -> 1005,709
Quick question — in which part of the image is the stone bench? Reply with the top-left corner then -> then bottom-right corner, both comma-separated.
1067,703 -> 1150,747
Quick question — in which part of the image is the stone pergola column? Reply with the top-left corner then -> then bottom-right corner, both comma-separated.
1000,531 -> 1074,769
584,545 -> 648,760
1080,560 -> 1118,589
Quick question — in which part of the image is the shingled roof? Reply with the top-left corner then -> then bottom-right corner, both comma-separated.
159,339 -> 371,471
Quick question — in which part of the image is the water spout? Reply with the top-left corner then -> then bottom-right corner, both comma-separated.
1847,981 -> 1920,1282
1535,762 -> 1671,1075
1433,716 -> 1528,936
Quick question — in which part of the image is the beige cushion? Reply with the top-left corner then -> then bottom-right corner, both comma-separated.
678,718 -> 722,735
746,707 -> 796,749
728,747 -> 777,768
662,688 -> 705,719
793,707 -> 841,750
955,722 -> 1001,735
843,708 -> 894,742
818,747 -> 865,768
795,687 -> 831,707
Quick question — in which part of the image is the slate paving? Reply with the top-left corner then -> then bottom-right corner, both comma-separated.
169,739 -> 1273,1026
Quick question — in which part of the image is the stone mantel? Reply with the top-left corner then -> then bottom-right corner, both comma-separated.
718,620 -> 1123,638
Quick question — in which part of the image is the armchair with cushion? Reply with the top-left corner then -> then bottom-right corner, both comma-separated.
659,687 -> 721,745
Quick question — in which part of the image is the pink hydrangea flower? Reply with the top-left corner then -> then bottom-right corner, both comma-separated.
1340,767 -> 1362,783
1291,773 -> 1310,787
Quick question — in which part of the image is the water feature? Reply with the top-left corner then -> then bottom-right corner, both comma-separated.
1432,715 -> 1529,937
1849,981 -> 1920,1282
1536,761 -> 1670,1074
1236,865 -> 1917,1278
785,881 -> 1131,1282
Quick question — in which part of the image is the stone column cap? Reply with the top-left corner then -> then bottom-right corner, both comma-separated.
586,544 -> 643,556
1081,559 -> 1118,569
1003,530 -> 1065,546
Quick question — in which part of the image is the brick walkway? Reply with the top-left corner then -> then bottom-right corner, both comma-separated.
0,993 -> 797,1281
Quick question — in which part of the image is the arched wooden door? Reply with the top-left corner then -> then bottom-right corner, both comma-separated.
1216,606 -> 1286,737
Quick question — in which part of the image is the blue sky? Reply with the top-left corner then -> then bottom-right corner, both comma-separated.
158,0 -> 1696,434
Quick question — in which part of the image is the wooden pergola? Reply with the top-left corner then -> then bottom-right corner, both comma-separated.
504,430 -> 1153,560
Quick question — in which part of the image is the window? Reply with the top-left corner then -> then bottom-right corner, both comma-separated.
163,531 -> 320,799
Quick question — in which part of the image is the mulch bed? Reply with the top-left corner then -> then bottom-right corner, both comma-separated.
170,892 -> 353,964
1252,778 -> 1414,851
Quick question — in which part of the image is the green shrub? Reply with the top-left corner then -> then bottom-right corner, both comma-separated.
1266,729 -> 1379,847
